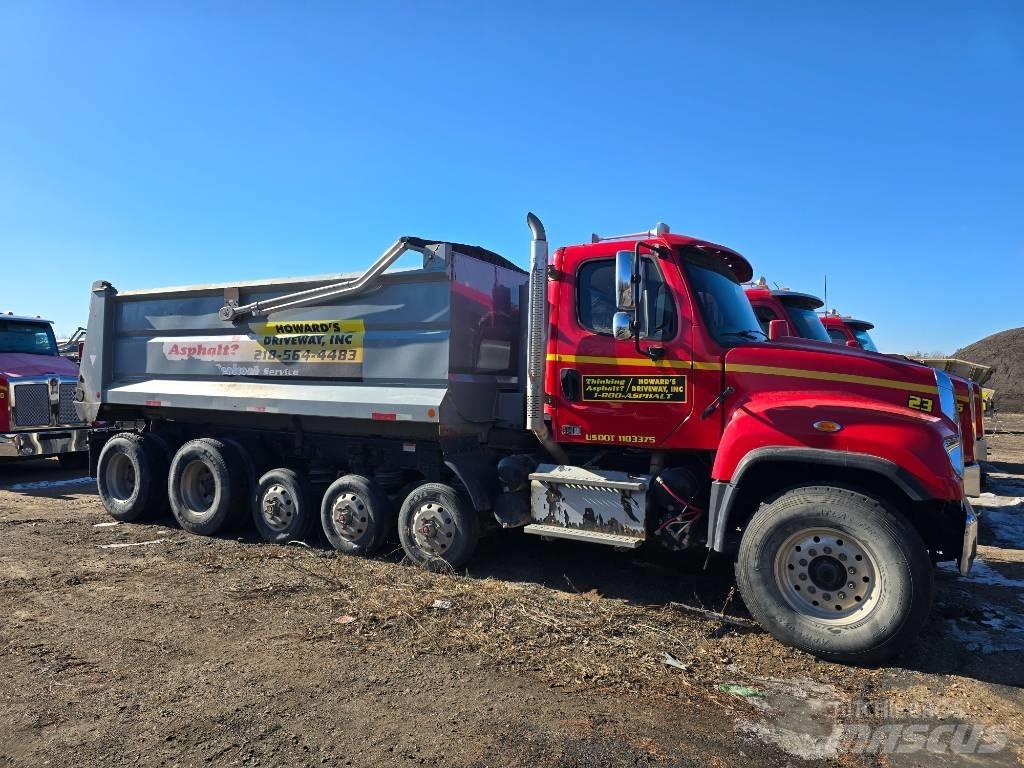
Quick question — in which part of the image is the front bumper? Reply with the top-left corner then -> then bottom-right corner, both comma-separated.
959,497 -> 978,577
0,428 -> 89,459
963,462 -> 981,497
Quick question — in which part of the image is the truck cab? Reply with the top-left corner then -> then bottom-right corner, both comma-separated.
0,314 -> 89,464
743,281 -> 833,344
820,311 -> 879,351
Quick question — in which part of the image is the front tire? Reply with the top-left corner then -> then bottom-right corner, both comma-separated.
397,483 -> 479,570
736,485 -> 933,665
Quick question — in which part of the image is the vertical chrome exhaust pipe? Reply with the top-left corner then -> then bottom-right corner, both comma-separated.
525,212 -> 567,464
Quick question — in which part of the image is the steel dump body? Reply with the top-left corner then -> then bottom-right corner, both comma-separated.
78,243 -> 529,440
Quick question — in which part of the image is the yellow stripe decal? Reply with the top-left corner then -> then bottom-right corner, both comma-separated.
546,353 -> 693,370
546,354 -> 938,393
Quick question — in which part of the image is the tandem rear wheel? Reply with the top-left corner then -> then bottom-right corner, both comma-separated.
397,482 -> 479,571
167,438 -> 246,536
96,432 -> 171,522
736,484 -> 933,665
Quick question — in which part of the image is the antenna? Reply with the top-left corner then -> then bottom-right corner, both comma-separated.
823,273 -> 828,309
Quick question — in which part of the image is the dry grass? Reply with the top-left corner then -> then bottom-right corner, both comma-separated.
260,546 -> 799,709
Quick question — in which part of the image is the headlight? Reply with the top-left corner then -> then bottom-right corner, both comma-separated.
934,370 -> 963,476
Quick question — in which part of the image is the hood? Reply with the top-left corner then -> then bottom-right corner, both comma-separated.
0,353 -> 79,378
722,339 -> 952,427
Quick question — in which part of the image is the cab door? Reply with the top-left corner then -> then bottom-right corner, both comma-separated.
549,247 -> 694,448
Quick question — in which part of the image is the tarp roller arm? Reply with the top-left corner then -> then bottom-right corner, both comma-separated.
218,237 -> 435,322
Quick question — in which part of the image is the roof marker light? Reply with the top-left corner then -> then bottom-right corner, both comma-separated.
813,420 -> 843,433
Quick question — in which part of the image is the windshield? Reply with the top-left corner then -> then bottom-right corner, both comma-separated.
782,303 -> 831,343
0,320 -> 58,356
681,249 -> 765,345
851,327 -> 878,352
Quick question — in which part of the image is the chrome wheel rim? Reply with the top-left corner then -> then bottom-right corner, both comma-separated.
773,526 -> 880,624
261,483 -> 296,531
330,493 -> 369,542
105,452 -> 136,502
180,460 -> 216,515
410,501 -> 456,556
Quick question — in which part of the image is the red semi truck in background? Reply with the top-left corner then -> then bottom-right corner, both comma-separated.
818,310 -> 986,495
79,215 -> 976,663
1,314 -> 89,465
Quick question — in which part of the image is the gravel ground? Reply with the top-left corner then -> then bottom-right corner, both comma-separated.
1,422 -> 1023,767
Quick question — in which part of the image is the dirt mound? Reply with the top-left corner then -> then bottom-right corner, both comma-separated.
956,327 -> 1024,412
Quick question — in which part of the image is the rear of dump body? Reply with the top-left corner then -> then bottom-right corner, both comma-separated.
77,242 -> 529,441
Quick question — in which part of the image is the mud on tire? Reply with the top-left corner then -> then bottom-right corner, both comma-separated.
736,484 -> 933,665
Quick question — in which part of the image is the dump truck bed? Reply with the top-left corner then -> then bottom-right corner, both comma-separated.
78,241 -> 529,439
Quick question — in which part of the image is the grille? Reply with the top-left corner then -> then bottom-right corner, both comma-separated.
59,383 -> 80,424
12,383 -> 50,428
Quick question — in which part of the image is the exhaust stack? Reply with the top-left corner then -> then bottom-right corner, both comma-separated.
525,213 -> 567,464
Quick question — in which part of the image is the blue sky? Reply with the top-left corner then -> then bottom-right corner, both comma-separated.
1,2 -> 1020,353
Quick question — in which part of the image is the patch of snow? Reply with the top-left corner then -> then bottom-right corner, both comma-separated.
6,476 -> 93,491
939,559 -> 1024,588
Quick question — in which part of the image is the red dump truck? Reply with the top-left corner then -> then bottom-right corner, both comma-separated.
1,314 -> 89,464
818,311 -> 985,495
78,215 -> 976,663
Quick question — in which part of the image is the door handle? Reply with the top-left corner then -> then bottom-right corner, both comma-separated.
560,368 -> 581,402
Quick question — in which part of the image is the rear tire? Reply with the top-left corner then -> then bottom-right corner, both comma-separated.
96,433 -> 167,522
736,484 -> 933,665
167,438 -> 241,536
253,468 -> 313,544
397,482 -> 479,570
321,474 -> 392,555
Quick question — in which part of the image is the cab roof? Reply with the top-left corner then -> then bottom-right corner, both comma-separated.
743,285 -> 824,310
820,312 -> 874,331
585,222 -> 753,283
1,313 -> 53,325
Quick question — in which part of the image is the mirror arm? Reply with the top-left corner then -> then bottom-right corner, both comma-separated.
632,241 -> 666,360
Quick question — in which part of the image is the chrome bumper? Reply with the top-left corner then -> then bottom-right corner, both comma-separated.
963,462 -> 981,497
959,497 -> 978,577
0,428 -> 89,458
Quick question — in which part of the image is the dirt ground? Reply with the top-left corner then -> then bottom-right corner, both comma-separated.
2,420 -> 1024,767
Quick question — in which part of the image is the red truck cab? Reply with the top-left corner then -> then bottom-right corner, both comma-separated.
0,314 -> 89,464
744,282 -> 833,344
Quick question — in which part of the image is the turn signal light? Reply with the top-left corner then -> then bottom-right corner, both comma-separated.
813,420 -> 843,433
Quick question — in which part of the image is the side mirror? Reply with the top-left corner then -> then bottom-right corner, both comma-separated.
846,340 -> 860,348
768,319 -> 792,341
615,250 -> 636,311
612,311 -> 633,341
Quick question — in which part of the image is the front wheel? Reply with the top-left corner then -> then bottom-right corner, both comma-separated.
736,485 -> 933,665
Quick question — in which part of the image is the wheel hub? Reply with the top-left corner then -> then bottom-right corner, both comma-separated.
181,460 -> 216,514
261,484 -> 294,530
411,502 -> 455,555
774,527 -> 879,623
331,493 -> 368,541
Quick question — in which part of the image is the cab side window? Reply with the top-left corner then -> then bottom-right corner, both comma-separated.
577,258 -> 676,340
827,328 -> 848,344
753,305 -> 777,336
